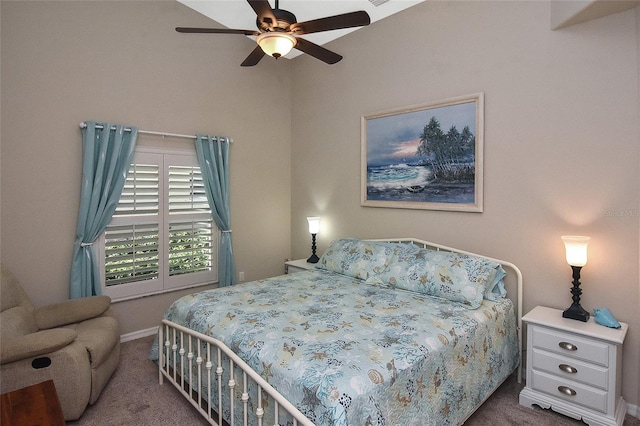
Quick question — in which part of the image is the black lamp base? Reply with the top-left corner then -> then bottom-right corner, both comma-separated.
563,265 -> 590,322
307,233 -> 319,263
562,303 -> 590,322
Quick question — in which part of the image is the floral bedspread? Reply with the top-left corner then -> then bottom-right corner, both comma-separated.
152,269 -> 519,426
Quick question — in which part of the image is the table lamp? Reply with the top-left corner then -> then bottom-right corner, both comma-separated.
306,217 -> 320,263
561,235 -> 591,322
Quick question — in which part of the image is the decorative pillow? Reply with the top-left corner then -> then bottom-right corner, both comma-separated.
366,246 -> 506,309
317,239 -> 396,280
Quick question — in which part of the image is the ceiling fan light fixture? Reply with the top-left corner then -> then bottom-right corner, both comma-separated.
257,32 -> 296,58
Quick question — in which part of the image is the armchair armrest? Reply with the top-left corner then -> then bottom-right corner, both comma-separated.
1,328 -> 78,364
34,296 -> 111,330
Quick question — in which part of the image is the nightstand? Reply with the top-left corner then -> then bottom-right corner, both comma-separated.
284,259 -> 317,274
519,306 -> 628,426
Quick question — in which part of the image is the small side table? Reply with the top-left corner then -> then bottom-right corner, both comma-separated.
285,258 -> 317,274
519,306 -> 628,426
1,380 -> 66,426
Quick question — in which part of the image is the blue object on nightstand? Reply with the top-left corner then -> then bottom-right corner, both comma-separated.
593,307 -> 621,329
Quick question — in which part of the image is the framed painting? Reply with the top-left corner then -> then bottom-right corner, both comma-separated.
361,93 -> 483,212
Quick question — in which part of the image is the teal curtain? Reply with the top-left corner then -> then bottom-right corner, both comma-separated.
70,122 -> 138,298
195,135 -> 236,287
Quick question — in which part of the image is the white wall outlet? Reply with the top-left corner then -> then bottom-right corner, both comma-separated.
239,271 -> 245,282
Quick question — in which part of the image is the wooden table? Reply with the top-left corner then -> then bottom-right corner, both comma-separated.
1,380 -> 65,426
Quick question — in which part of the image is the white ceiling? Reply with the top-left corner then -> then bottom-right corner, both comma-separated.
178,0 -> 640,59
550,0 -> 640,29
177,0 -> 426,58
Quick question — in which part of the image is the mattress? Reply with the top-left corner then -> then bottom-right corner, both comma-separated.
151,268 -> 519,425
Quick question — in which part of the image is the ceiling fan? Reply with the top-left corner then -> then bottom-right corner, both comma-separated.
176,0 -> 371,66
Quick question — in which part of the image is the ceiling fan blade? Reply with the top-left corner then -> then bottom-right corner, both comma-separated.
241,45 -> 267,67
247,0 -> 278,29
294,38 -> 342,64
176,27 -> 260,36
290,11 -> 370,35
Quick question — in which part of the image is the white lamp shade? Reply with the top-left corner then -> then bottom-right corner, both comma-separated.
561,236 -> 590,267
307,217 -> 320,234
257,32 -> 296,58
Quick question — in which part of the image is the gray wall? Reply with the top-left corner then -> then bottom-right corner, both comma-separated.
2,0 -> 639,412
289,1 -> 640,410
1,1 -> 292,335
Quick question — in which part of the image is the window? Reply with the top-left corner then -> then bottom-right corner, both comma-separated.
97,148 -> 218,301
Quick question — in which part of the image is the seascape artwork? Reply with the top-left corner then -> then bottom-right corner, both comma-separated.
361,94 -> 483,212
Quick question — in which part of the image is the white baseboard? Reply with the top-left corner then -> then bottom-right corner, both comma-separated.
629,402 -> 640,419
120,326 -> 158,343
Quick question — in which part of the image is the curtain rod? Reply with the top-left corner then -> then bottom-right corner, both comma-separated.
78,122 -> 233,143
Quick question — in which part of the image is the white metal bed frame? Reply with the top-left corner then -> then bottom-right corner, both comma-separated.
158,238 -> 523,426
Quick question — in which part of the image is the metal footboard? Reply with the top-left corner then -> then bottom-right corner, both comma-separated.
158,320 -> 314,426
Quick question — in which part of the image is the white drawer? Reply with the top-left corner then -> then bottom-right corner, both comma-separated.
530,370 -> 607,413
531,348 -> 609,390
531,326 -> 609,366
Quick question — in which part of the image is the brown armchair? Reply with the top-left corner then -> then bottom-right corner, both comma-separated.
0,265 -> 120,421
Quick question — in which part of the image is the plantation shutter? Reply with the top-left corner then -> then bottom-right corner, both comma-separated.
105,161 -> 160,287
104,223 -> 159,285
114,163 -> 160,217
167,164 -> 215,279
100,150 -> 218,301
168,166 -> 208,213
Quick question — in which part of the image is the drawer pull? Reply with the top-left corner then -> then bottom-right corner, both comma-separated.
558,386 -> 577,396
558,364 -> 578,374
559,341 -> 578,351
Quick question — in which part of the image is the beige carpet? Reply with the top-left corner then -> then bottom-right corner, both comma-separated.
69,335 -> 640,425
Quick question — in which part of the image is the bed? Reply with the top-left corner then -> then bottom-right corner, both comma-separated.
151,238 -> 522,426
